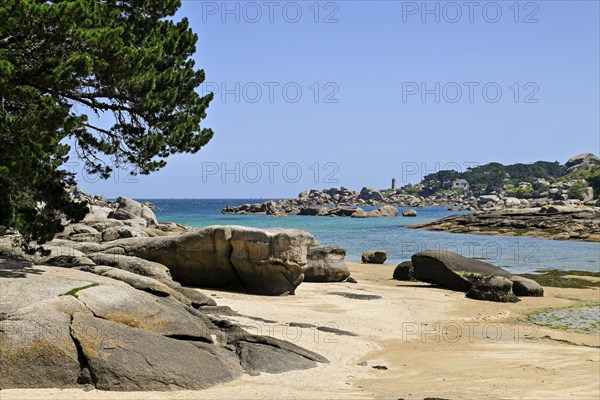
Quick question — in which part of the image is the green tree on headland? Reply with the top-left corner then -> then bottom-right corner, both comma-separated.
420,161 -> 567,196
0,0 -> 213,242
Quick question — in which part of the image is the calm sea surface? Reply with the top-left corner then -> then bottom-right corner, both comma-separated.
144,199 -> 600,274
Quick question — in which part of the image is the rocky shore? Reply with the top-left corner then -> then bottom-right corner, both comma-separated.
3,261 -> 599,399
0,195 -> 347,391
221,155 -> 600,243
406,204 -> 600,242
0,191 -> 596,394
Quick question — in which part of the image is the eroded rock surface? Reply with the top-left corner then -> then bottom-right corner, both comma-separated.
0,260 -> 328,390
98,226 -> 318,295
305,246 -> 350,282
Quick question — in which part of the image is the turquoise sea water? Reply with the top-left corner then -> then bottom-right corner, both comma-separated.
146,199 -> 600,274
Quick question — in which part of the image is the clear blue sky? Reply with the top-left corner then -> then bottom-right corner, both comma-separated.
75,0 -> 600,199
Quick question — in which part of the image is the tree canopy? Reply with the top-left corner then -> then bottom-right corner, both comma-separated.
0,0 -> 213,242
419,161 -> 566,196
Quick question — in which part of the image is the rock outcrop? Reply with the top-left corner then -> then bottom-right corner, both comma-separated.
407,205 -> 600,242
410,250 -> 543,301
0,259 -> 328,390
412,250 -> 512,292
98,226 -> 319,295
109,197 -> 159,226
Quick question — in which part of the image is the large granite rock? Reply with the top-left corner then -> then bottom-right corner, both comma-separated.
54,223 -> 102,243
360,187 -> 383,201
77,265 -> 191,305
411,250 -> 512,292
0,259 -> 328,390
566,153 -> 600,174
86,253 -> 176,287
366,205 -> 399,217
304,246 -> 350,282
0,296 -> 87,388
98,226 -> 318,295
71,313 -> 242,391
236,342 -> 318,374
109,197 -> 158,226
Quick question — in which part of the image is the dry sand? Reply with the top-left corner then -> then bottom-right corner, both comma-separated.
3,262 -> 599,400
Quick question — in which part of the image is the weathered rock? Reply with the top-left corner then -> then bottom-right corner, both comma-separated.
218,320 -> 329,365
45,255 -> 95,267
83,218 -> 124,233
76,283 -> 212,340
566,152 -> 600,174
44,239 -> 102,254
360,187 -> 384,201
0,297 -> 89,388
466,276 -> 520,303
304,246 -> 350,282
99,226 -> 318,295
109,197 -> 158,226
24,244 -> 88,264
156,222 -> 193,235
82,205 -> 113,221
478,195 -> 500,204
402,209 -> 417,217
367,205 -> 399,217
175,286 -> 217,307
406,206 -> 600,242
78,265 -> 191,305
236,342 -> 318,374
102,225 -> 151,241
361,250 -> 387,264
0,260 -> 328,390
71,313 -> 242,390
511,275 -> 544,297
393,261 -> 414,281
411,250 -> 512,292
503,197 -> 522,208
55,223 -> 102,243
86,253 -> 176,288
350,208 -> 368,218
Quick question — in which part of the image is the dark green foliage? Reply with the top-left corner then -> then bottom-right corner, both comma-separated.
420,170 -> 461,195
507,187 -> 535,199
1,0 -> 213,242
567,182 -> 588,200
588,172 -> 600,198
418,161 -> 567,196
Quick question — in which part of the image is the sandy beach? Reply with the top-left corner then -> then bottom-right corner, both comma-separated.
3,261 -> 598,400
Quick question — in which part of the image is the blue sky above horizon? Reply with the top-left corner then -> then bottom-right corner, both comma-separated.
75,0 -> 600,199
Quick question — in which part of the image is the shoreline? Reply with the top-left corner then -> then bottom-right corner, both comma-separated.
3,262 -> 599,400
406,206 -> 600,243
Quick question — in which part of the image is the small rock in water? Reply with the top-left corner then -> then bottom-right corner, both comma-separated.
402,209 -> 417,217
